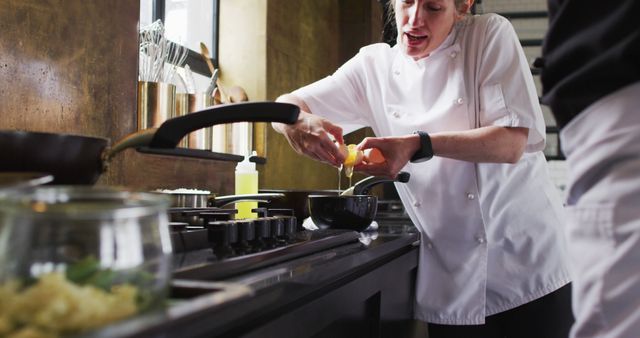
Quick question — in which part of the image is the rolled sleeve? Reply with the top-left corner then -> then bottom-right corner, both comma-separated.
478,15 -> 546,152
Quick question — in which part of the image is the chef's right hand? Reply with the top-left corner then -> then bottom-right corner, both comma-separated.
272,106 -> 346,167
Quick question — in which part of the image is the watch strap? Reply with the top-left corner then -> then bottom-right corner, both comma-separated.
410,131 -> 433,163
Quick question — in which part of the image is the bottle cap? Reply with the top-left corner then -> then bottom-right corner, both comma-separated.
236,151 -> 257,173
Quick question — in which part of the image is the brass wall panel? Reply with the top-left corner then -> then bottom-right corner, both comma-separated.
262,0 -> 382,190
0,1 -> 138,138
0,0 -> 138,187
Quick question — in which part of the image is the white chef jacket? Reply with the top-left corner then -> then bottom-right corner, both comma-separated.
294,14 -> 570,325
560,81 -> 640,338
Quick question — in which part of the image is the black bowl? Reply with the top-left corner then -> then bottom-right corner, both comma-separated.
259,189 -> 339,226
308,195 -> 377,232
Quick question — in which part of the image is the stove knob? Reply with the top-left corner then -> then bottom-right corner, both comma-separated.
270,217 -> 284,237
207,221 -> 238,259
254,218 -> 271,239
234,219 -> 255,254
252,217 -> 272,251
282,216 -> 297,235
236,220 -> 255,242
227,221 -> 239,244
207,221 -> 238,246
170,231 -> 185,253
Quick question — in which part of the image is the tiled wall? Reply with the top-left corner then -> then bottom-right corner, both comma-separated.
479,0 -> 555,126
480,0 -> 547,12
480,0 -> 567,193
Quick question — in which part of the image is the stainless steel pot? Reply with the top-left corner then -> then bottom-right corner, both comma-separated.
0,186 -> 172,336
157,190 -> 285,209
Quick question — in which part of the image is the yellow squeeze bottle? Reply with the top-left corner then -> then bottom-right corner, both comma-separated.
235,152 -> 258,219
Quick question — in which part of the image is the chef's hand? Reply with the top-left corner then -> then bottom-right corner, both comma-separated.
272,95 -> 346,167
354,134 -> 420,178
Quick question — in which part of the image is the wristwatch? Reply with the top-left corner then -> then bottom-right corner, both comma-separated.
410,131 -> 433,163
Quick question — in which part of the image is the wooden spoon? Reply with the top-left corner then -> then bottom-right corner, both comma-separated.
228,86 -> 249,102
199,42 -> 229,103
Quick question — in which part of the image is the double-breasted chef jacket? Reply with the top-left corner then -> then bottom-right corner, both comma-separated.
294,14 -> 570,325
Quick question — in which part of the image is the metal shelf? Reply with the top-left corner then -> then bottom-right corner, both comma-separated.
498,11 -> 548,19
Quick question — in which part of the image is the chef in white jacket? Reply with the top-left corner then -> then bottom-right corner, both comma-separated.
273,0 -> 573,337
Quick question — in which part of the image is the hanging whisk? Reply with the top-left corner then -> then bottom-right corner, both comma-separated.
163,40 -> 189,87
139,20 -> 168,83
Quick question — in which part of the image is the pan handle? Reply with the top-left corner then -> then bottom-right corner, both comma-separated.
209,193 -> 285,208
103,101 -> 300,162
105,128 -> 157,161
150,101 -> 299,148
344,171 -> 411,196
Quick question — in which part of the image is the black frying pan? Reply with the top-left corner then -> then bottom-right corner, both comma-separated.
0,102 -> 299,185
308,172 -> 410,232
261,171 -> 411,228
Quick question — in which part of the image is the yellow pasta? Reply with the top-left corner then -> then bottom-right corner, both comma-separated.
0,272 -> 139,338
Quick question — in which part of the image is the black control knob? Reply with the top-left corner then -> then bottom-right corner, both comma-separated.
252,218 -> 271,251
235,220 -> 255,255
254,218 -> 271,239
236,220 -> 256,242
270,217 -> 284,237
206,221 -> 238,259
269,217 -> 286,246
279,216 -> 298,243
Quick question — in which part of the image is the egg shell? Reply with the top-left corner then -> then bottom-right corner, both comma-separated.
363,148 -> 385,164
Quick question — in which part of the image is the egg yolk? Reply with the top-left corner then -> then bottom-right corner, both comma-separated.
343,144 -> 362,167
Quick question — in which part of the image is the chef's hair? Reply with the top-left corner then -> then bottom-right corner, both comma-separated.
386,0 -> 473,23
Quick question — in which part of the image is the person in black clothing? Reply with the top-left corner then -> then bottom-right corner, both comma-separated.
541,1 -> 640,337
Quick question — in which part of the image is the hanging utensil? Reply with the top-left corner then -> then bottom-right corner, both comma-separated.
228,86 -> 249,103
199,42 -> 216,75
205,69 -> 219,96
199,42 -> 229,103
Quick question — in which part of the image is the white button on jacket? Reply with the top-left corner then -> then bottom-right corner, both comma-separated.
295,14 -> 570,325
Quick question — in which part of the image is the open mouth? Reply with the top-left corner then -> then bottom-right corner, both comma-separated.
405,32 -> 428,42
